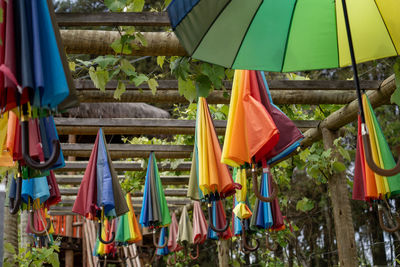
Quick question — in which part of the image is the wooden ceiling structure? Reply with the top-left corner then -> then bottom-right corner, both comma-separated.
50,12 -> 397,216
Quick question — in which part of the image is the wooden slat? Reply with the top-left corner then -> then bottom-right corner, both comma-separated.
56,175 -> 189,185
55,161 -> 192,172
58,198 -> 191,206
55,118 -> 318,135
59,188 -> 188,197
61,143 -> 193,159
56,12 -> 171,27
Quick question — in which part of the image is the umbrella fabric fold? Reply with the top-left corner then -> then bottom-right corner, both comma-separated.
192,201 -> 208,244
177,206 -> 193,244
353,95 -> 400,200
73,128 -> 128,219
232,196 -> 252,236
156,227 -> 170,256
250,169 -> 273,230
139,152 -> 171,227
221,70 -> 279,167
193,97 -> 236,198
115,193 -> 142,244
187,148 -> 201,200
232,168 -> 252,220
167,213 -> 181,252
207,200 -> 233,240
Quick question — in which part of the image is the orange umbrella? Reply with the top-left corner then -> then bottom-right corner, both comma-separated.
222,70 -> 279,167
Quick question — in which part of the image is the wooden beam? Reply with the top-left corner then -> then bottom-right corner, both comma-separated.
301,75 -> 396,148
59,188 -> 188,197
61,143 -> 193,159
58,198 -> 191,206
61,30 -> 187,56
54,161 -> 192,172
75,79 -> 381,92
56,174 -> 189,185
55,118 -> 319,135
56,12 -> 171,27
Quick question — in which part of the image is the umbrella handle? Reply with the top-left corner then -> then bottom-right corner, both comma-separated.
167,253 -> 177,266
265,235 -> 278,251
378,204 -> 400,233
240,220 -> 259,253
362,131 -> 400,176
98,221 -> 115,244
152,229 -> 168,248
9,171 -> 22,215
251,165 -> 278,202
189,244 -> 200,260
28,210 -> 52,236
21,120 -> 61,170
207,202 -> 230,233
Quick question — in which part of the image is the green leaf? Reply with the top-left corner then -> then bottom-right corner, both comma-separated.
332,161 -> 346,172
296,197 -> 314,212
114,81 -> 126,100
104,0 -> 126,11
68,61 -> 76,72
178,77 -> 196,103
195,75 -> 212,97
135,32 -> 147,47
47,253 -> 60,267
4,243 -> 15,254
120,59 -> 136,76
133,0 -> 145,12
170,57 -> 190,80
89,67 -> 109,92
163,0 -> 173,8
391,57 -> 400,106
157,56 -> 166,68
111,38 -> 132,55
93,56 -> 118,69
76,59 -> 92,67
338,146 -> 351,161
201,63 -> 225,89
148,78 -> 158,95
132,74 -> 149,86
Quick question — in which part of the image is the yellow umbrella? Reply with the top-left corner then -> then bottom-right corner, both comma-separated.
232,168 -> 252,220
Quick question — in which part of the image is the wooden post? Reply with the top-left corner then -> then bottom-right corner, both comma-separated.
218,240 -> 229,267
322,128 -> 357,266
65,215 -> 74,267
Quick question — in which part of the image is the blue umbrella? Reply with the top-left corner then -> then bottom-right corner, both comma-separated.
251,169 -> 273,230
156,227 -> 170,256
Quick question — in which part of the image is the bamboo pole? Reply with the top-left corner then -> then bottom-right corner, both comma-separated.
61,30 -> 187,56
301,75 -> 396,148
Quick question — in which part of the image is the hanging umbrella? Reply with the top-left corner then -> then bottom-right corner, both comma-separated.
191,201 -> 208,260
139,152 -> 171,248
207,199 -> 233,240
221,70 -> 279,167
177,206 -> 193,245
156,227 -> 170,256
73,128 -> 128,244
115,193 -> 142,244
168,0 -> 400,177
188,97 -> 239,232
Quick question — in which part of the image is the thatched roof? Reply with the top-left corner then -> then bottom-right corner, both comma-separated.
65,103 -> 170,119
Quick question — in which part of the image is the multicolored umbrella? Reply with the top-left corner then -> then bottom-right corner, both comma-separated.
115,193 -> 142,245
189,97 -> 237,198
162,213 -> 179,262
140,152 -> 171,248
207,199 -> 233,240
94,217 -> 117,256
73,129 -> 128,243
221,70 -> 279,167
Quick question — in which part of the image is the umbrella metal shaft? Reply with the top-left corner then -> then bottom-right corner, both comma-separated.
341,0 -> 366,123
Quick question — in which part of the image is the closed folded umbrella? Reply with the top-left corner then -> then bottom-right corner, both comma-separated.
177,206 -> 193,245
192,201 -> 208,244
232,168 -> 252,220
221,70 -> 279,167
115,193 -> 142,244
156,227 -> 170,256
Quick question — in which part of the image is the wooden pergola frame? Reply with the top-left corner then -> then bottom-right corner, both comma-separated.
11,11 -> 396,267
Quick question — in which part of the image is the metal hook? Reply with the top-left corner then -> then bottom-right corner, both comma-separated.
265,234 -> 278,251
189,243 -> 200,260
362,127 -> 400,176
28,209 -> 52,236
207,199 -> 230,233
21,115 -> 60,170
152,228 -> 168,248
9,168 -> 22,214
378,204 -> 400,233
98,220 -> 115,245
252,164 -> 278,202
240,220 -> 259,253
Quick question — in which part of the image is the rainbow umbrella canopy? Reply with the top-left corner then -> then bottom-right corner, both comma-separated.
115,193 -> 142,245
168,0 -> 400,179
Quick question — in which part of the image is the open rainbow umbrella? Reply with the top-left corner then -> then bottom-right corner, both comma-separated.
140,152 -> 171,248
167,0 -> 400,177
115,193 -> 142,245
